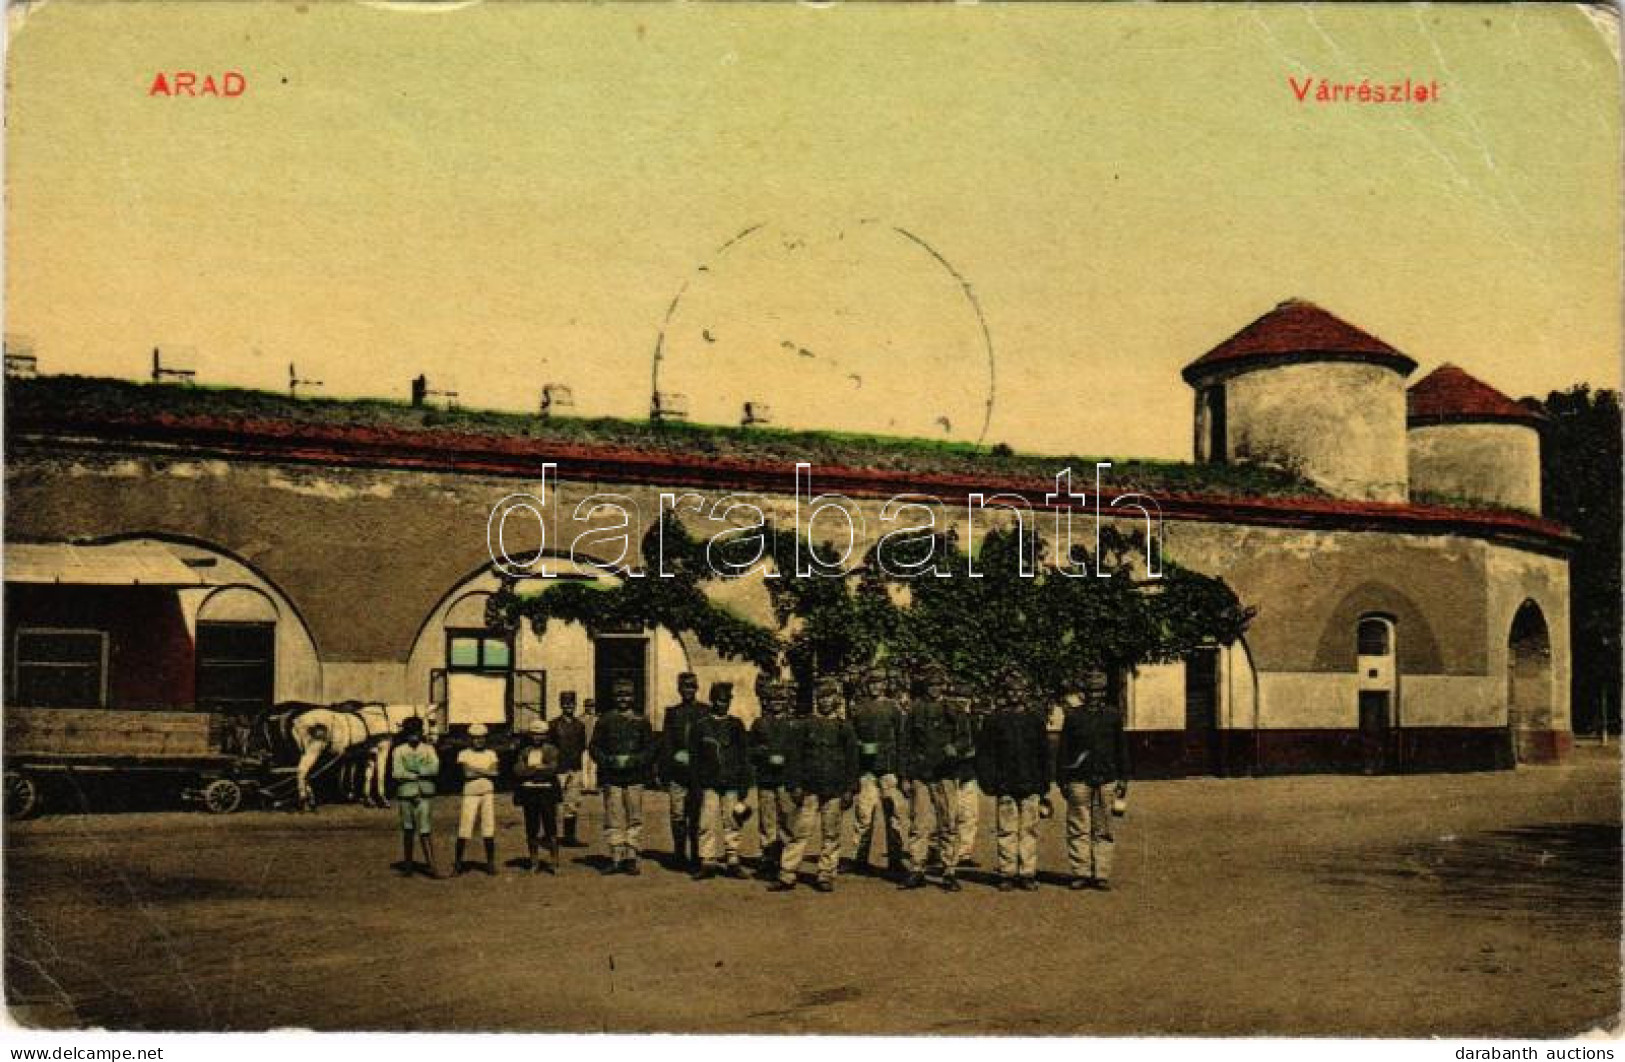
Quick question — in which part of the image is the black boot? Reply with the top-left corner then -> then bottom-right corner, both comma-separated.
483,838 -> 497,876
399,832 -> 416,876
549,836 -> 561,875
526,841 -> 540,873
453,839 -> 467,876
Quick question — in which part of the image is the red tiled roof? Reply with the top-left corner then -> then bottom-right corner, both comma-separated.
1183,299 -> 1417,383
1408,364 -> 1543,426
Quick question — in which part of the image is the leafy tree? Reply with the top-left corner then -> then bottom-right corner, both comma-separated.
882,524 -> 1253,701
1531,385 -> 1622,735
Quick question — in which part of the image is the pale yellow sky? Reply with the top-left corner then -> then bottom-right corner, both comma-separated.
5,1 -> 1620,459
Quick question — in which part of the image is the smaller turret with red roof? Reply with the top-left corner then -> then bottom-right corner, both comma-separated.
1407,364 -> 1543,514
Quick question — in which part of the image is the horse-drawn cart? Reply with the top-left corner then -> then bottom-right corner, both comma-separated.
3,707 -> 268,819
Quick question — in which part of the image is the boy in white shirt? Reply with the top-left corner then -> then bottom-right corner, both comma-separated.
455,723 -> 500,875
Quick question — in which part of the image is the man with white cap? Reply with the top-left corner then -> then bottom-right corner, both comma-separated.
455,723 -> 500,876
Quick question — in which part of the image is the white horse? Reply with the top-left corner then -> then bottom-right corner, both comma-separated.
256,702 -> 444,809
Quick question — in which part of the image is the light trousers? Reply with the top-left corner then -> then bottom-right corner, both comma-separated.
995,793 -> 1042,879
957,779 -> 981,862
1065,782 -> 1115,882
758,785 -> 797,857
781,794 -> 845,883
558,771 -> 583,819
853,772 -> 911,868
907,778 -> 960,872
457,791 -> 496,839
602,784 -> 645,861
698,788 -> 744,865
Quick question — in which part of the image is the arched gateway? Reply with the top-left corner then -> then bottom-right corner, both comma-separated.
1507,600 -> 1555,765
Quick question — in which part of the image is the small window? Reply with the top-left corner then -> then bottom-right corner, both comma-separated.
1357,617 -> 1392,657
14,628 -> 108,708
197,622 -> 276,714
446,629 -> 513,673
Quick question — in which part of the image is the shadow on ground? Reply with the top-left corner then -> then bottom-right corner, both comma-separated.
1317,822 -> 1622,927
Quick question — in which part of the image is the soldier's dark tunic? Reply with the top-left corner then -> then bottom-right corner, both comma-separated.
799,715 -> 860,798
849,697 -> 907,778
750,713 -> 802,790
905,699 -> 971,782
690,713 -> 753,791
978,708 -> 1053,798
1057,705 -> 1130,787
589,709 -> 655,786
552,715 -> 588,772
660,701 -> 704,786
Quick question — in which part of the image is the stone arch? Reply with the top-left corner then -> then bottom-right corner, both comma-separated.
1507,599 -> 1554,762
198,585 -> 280,624
1313,582 -> 1444,675
86,533 -> 323,705
404,550 -> 695,728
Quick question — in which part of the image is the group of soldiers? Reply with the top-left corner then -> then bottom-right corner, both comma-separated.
389,665 -> 1130,892
588,666 -> 1130,893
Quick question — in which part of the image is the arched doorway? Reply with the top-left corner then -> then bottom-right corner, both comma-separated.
1507,600 -> 1553,764
405,556 -> 694,735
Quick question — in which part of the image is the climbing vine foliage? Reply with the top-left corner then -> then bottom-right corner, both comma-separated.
485,512 -> 1254,698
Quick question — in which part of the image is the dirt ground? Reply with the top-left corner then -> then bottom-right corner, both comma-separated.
5,747 -> 1620,1036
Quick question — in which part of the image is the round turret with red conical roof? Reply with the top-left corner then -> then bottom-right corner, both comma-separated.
1407,364 -> 1543,514
1184,299 -> 1415,502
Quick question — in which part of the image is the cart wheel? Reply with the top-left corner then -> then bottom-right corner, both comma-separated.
5,772 -> 42,820
201,778 -> 243,815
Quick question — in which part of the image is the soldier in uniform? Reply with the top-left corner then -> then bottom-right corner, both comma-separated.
691,681 -> 753,879
1058,674 -> 1131,891
589,677 -> 655,875
954,689 -> 987,869
901,667 -> 972,892
551,691 -> 589,848
978,691 -> 1053,890
750,678 -> 801,880
770,677 -> 858,893
659,672 -> 704,869
848,668 -> 911,878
